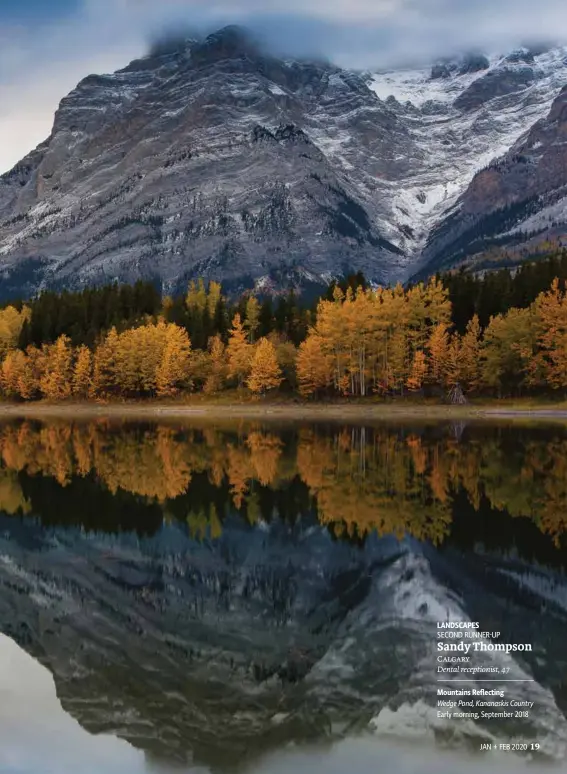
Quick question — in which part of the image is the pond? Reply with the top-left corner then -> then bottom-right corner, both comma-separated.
0,418 -> 566,773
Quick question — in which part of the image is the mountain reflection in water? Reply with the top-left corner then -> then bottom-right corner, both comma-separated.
0,419 -> 566,773
0,635 -> 564,774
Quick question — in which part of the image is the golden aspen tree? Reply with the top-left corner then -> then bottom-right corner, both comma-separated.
0,350 -> 28,399
444,335 -> 461,388
427,322 -> 451,387
135,323 -> 165,395
296,335 -> 333,397
406,283 -> 429,353
533,278 -> 567,389
204,335 -> 227,394
114,322 -> 165,396
243,295 -> 260,342
227,313 -> 252,386
112,328 -> 137,395
156,324 -> 192,397
383,285 -> 411,393
406,350 -> 427,391
387,328 -> 410,393
459,314 -> 482,391
246,337 -> 282,394
0,305 -> 31,355
40,335 -> 73,400
91,326 -> 120,397
273,335 -> 297,389
162,295 -> 174,315
350,287 -> 373,396
206,280 -> 222,317
313,290 -> 350,393
423,277 -> 452,326
186,278 -> 207,314
368,286 -> 392,392
481,308 -> 533,393
72,346 -> 93,398
23,346 -> 46,399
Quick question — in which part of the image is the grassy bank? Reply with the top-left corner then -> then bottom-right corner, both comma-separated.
0,394 -> 566,423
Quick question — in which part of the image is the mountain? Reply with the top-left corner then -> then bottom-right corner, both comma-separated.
369,46 -> 567,278
414,82 -> 567,277
0,26 -> 406,299
1,28 -> 567,298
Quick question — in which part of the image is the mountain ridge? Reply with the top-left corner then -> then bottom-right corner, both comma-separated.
1,28 -> 567,297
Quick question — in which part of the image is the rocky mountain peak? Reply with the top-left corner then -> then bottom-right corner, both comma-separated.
191,25 -> 261,66
1,30 -> 567,298
429,52 -> 490,80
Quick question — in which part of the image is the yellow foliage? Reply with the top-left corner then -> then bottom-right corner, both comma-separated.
227,313 -> 252,386
246,337 -> 282,394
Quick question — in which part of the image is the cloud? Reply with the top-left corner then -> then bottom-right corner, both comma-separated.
0,0 -> 567,172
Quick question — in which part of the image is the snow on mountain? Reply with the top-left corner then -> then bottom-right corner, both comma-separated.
2,514 -> 567,768
0,31 -> 567,297
367,46 -> 567,266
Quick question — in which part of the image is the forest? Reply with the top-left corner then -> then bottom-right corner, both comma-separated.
0,252 -> 565,401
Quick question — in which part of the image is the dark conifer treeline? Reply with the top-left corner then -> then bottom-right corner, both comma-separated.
9,280 -> 312,351
439,251 -> 567,331
1,250 -> 566,359
16,281 -> 162,349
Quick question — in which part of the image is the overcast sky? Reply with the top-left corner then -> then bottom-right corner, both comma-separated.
0,0 -> 566,173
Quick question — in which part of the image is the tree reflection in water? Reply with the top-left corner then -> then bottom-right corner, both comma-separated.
0,419 -> 564,555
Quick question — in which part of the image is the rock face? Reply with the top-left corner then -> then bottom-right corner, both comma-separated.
1,29 -> 567,297
0,26 -> 406,299
369,45 -> 567,278
416,84 -> 567,277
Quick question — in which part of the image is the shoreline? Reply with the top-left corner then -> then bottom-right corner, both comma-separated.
0,401 -> 565,423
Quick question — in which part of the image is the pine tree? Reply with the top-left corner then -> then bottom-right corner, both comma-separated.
246,338 -> 282,394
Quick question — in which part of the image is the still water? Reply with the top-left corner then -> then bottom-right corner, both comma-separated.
0,418 -> 566,773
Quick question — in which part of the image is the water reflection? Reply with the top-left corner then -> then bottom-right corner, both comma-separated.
0,633 -> 143,774
0,635 -> 565,774
0,420 -> 566,771
0,420 -> 565,549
